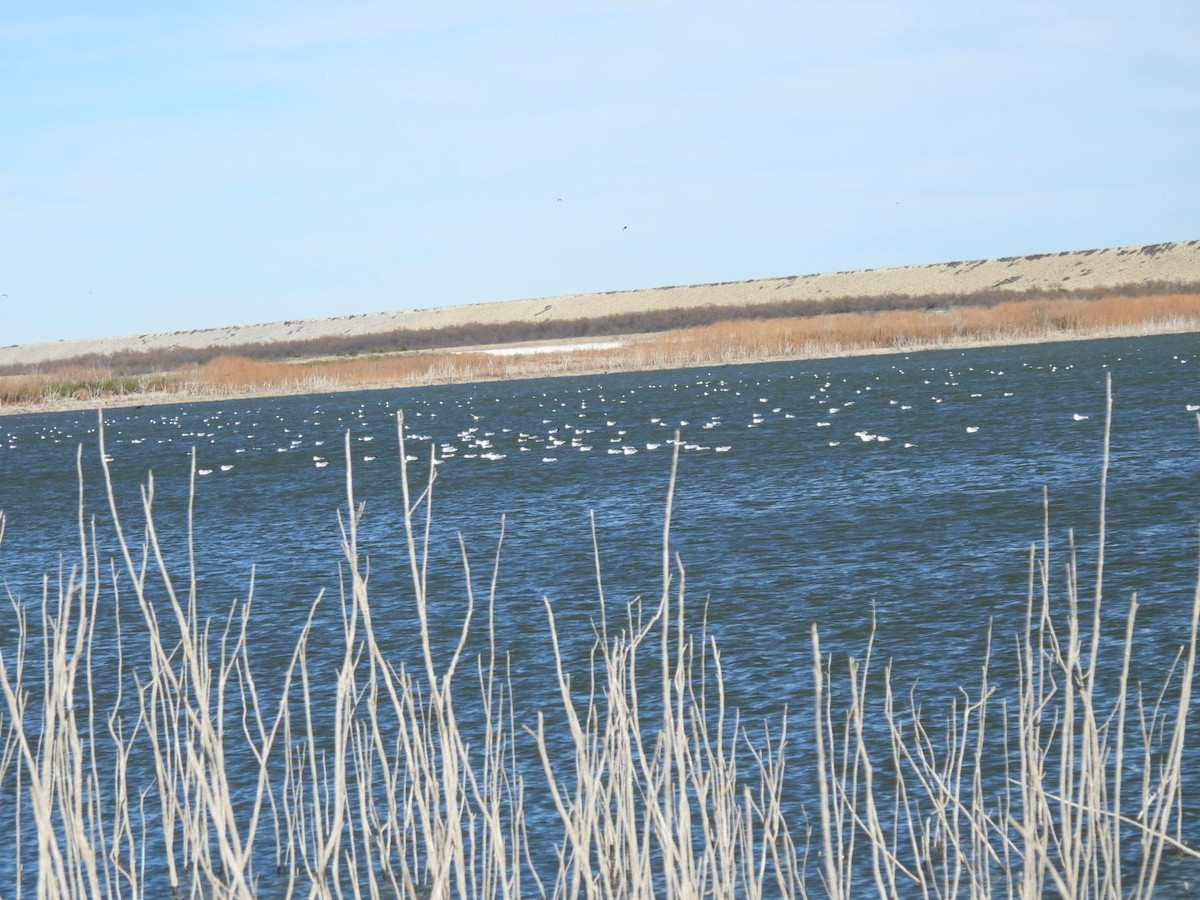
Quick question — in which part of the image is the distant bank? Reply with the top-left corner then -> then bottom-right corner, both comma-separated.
3,239 -> 1199,369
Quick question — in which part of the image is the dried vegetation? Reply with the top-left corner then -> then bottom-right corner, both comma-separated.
0,402 -> 1198,896
3,290 -> 1200,410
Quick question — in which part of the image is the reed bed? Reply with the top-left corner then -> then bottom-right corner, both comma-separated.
0,367 -> 179,406
0,397 -> 1198,897
625,293 -> 1200,367
4,293 -> 1200,412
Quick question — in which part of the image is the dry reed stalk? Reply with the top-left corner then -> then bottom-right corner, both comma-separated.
528,437 -> 809,898
808,378 -> 1200,898
1,401 -> 1199,896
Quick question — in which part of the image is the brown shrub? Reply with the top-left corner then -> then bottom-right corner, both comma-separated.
624,294 -> 1200,366
192,355 -> 297,387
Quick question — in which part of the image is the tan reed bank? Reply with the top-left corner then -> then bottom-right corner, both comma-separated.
3,291 -> 1200,414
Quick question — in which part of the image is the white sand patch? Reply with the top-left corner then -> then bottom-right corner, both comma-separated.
480,340 -> 625,357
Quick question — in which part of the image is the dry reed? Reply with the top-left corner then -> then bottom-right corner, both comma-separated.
0,396 -> 1198,897
5,293 -> 1200,412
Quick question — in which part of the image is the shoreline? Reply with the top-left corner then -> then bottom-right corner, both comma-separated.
4,238 -> 1198,369
3,319 -> 1195,419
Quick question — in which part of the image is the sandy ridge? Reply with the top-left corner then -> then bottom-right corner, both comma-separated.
4,239 -> 1198,368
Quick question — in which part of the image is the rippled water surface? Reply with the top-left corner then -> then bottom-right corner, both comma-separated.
2,332 -> 1198,891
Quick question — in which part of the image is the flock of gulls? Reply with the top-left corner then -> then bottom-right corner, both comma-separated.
1,351 -> 1195,479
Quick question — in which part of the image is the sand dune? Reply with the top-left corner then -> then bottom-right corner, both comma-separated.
3,239 -> 1197,368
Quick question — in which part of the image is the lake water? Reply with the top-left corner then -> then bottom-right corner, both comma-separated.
1,331 -> 1198,894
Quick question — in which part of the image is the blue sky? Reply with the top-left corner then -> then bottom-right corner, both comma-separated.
2,1 -> 1197,346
